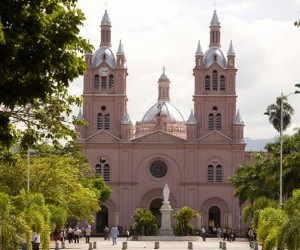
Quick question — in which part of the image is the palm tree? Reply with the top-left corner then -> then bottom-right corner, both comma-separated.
173,206 -> 200,236
132,208 -> 158,236
279,189 -> 300,250
265,95 -> 294,133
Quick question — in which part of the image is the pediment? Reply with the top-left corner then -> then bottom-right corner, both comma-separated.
199,131 -> 233,144
133,131 -> 186,143
85,130 -> 121,143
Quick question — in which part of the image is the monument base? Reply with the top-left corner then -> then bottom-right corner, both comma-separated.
159,229 -> 174,236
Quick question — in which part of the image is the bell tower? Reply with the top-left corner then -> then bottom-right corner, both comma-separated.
192,10 -> 242,140
78,10 -> 130,139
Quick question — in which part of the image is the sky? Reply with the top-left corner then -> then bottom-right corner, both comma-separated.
71,0 -> 300,140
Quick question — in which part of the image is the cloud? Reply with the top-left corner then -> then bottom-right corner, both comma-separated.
72,0 -> 300,140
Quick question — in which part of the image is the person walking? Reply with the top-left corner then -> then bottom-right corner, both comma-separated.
85,225 -> 92,244
110,226 -> 119,245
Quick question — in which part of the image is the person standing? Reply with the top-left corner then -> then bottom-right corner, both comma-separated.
85,225 -> 92,244
34,232 -> 41,250
74,227 -> 81,243
110,226 -> 119,245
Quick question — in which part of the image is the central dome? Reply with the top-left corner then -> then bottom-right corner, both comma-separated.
141,101 -> 185,123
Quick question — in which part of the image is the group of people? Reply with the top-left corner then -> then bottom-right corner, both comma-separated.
58,225 -> 92,244
55,224 -> 125,246
104,225 -> 130,245
200,226 -> 236,242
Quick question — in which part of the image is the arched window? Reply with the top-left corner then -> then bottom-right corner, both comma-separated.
109,75 -> 114,89
216,113 -> 222,130
205,75 -> 211,90
208,113 -> 214,130
97,113 -> 103,129
95,157 -> 110,181
216,165 -> 223,182
94,75 -> 100,89
104,114 -> 110,129
101,76 -> 107,89
220,75 -> 225,90
207,165 -> 214,182
212,70 -> 218,90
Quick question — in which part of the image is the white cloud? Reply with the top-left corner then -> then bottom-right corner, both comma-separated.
72,0 -> 300,140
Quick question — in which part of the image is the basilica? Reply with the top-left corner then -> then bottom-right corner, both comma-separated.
76,8 -> 250,235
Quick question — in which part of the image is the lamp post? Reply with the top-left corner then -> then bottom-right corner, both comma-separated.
27,147 -> 30,192
279,92 -> 283,206
279,89 -> 300,206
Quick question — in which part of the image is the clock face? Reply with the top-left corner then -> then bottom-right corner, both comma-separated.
99,67 -> 109,76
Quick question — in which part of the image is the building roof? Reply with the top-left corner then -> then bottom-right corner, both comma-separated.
92,47 -> 116,68
203,47 -> 227,68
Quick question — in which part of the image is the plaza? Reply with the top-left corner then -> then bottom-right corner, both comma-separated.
50,237 -> 261,250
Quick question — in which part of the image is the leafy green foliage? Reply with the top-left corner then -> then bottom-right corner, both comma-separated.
278,189 -> 300,250
132,208 -> 158,236
231,129 -> 300,206
0,143 -> 112,248
242,197 -> 277,228
257,207 -> 287,250
0,0 -> 92,147
173,206 -> 200,236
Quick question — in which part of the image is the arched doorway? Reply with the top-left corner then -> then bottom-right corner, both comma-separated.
149,198 -> 163,227
96,205 -> 108,234
208,206 -> 221,234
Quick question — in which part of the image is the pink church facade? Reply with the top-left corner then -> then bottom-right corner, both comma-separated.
76,9 -> 250,235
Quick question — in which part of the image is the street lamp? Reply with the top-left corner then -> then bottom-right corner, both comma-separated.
27,147 -> 30,192
279,89 -> 300,205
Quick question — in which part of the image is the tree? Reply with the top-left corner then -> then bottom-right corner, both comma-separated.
132,209 -> 158,236
242,197 -> 277,229
279,189 -> 300,250
265,95 -> 294,133
256,207 -> 287,250
230,152 -> 279,205
0,0 -> 92,147
13,190 -> 52,250
173,206 -> 200,236
0,143 -> 112,238
0,192 -> 24,250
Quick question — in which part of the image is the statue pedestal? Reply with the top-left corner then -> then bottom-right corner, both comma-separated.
159,202 -> 174,236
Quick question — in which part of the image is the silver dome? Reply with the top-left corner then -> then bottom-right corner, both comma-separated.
141,101 -> 185,123
203,47 -> 227,68
92,47 -> 116,68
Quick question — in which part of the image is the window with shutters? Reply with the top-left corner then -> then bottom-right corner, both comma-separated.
220,75 -> 225,90
216,165 -> 223,182
94,75 -> 100,89
207,165 -> 214,182
212,70 -> 218,90
205,75 -> 211,90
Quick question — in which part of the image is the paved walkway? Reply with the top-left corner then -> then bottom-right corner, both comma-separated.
50,237 -> 261,250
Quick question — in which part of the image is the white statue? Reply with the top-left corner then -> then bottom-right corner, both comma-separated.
163,184 -> 170,203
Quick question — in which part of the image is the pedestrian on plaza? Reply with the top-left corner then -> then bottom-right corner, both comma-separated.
104,226 -> 110,240
85,225 -> 92,244
67,226 -> 74,243
74,227 -> 81,243
200,227 -> 206,241
31,231 -> 40,250
110,226 -> 119,245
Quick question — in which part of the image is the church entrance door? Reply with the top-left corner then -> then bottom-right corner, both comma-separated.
96,205 -> 108,234
149,198 -> 163,227
208,206 -> 221,234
